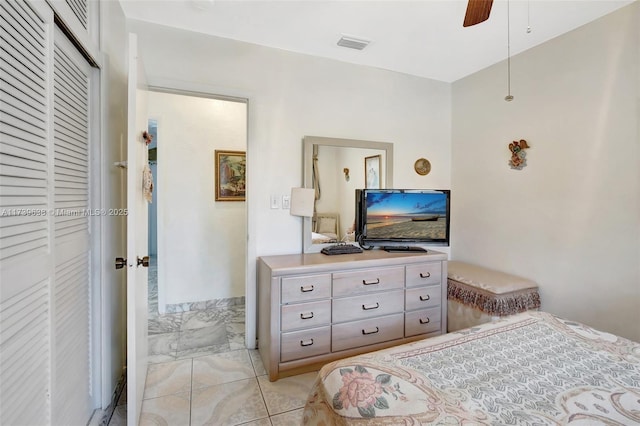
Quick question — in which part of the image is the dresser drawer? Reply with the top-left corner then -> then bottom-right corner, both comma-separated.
332,313 -> 404,352
406,262 -> 442,288
405,285 -> 441,311
405,308 -> 441,337
281,300 -> 331,332
332,290 -> 404,323
332,266 -> 404,297
281,326 -> 330,362
282,274 -> 331,304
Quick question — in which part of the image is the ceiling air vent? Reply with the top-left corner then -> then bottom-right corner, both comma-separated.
337,35 -> 371,50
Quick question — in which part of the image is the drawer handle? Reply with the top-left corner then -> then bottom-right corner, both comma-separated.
420,272 -> 431,278
300,312 -> 314,319
362,278 -> 380,286
362,302 -> 380,310
300,339 -> 314,347
420,317 -> 431,324
420,295 -> 431,301
300,285 -> 314,293
362,327 -> 379,335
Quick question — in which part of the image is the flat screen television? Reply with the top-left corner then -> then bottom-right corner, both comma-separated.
355,189 -> 451,248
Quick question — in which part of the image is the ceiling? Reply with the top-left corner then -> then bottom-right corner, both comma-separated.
118,0 -> 634,83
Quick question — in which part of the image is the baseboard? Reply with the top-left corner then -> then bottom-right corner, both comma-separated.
164,296 -> 245,314
97,367 -> 127,426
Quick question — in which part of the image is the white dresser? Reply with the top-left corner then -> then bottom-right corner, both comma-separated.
257,250 -> 448,381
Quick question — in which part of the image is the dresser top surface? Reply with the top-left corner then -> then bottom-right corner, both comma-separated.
259,249 -> 447,276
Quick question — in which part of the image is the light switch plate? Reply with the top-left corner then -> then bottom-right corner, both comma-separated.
270,195 -> 279,209
282,195 -> 291,209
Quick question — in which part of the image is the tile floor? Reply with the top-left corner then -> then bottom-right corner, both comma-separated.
108,262 -> 316,425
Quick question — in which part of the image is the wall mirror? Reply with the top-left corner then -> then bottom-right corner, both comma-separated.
303,136 -> 394,253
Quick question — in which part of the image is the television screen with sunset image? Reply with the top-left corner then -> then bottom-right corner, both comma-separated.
356,189 -> 450,246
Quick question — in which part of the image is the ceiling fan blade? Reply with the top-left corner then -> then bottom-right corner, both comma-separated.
463,0 -> 494,27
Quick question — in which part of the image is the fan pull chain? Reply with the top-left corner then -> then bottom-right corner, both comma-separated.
505,0 -> 514,102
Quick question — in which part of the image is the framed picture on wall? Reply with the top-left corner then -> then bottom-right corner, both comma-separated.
215,150 -> 246,201
365,154 -> 381,189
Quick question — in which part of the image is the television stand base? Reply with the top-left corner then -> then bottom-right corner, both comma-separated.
383,246 -> 427,253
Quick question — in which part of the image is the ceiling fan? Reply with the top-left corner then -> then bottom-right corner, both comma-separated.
463,0 -> 494,27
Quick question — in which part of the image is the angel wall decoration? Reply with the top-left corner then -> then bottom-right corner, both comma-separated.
142,130 -> 153,146
508,139 -> 530,170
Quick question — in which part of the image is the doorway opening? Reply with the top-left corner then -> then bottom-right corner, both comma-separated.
147,119 -> 158,314
145,89 -> 248,360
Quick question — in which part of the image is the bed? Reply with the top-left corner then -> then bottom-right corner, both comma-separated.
302,311 -> 640,425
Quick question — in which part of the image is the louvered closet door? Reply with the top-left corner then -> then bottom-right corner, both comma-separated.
48,0 -> 96,59
51,25 -> 93,426
0,1 -> 53,425
1,1 -> 95,424
63,0 -> 88,31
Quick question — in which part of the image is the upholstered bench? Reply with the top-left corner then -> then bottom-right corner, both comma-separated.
447,261 -> 541,332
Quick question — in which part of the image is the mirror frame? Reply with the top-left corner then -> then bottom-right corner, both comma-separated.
303,136 -> 394,253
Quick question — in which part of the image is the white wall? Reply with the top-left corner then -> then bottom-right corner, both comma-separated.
128,20 -> 452,253
128,20 -> 452,345
147,92 -> 247,307
99,0 -> 128,408
452,4 -> 639,341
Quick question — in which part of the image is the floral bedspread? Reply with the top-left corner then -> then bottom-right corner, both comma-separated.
302,312 -> 640,425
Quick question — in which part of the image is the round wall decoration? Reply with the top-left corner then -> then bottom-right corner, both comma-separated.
414,158 -> 431,176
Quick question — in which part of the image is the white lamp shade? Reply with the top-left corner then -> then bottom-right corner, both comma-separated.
290,187 -> 315,217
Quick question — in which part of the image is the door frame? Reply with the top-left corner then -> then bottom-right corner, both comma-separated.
144,83 -> 255,348
90,61 -> 104,409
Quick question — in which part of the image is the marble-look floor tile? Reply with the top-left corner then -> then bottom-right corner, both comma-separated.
139,392 -> 191,426
191,378 -> 268,426
178,324 -> 228,351
148,312 -> 182,335
182,310 -> 228,330
143,358 -> 192,399
192,350 -> 255,389
147,332 -> 178,364
269,408 -> 304,426
147,262 -> 157,316
148,353 -> 176,364
227,306 -> 245,324
204,297 -> 245,310
227,322 -> 246,351
248,349 -> 267,377
176,342 -> 231,360
239,418 -> 271,426
257,372 -> 318,416
117,383 -> 127,406
108,405 -> 127,426
148,302 -> 159,319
